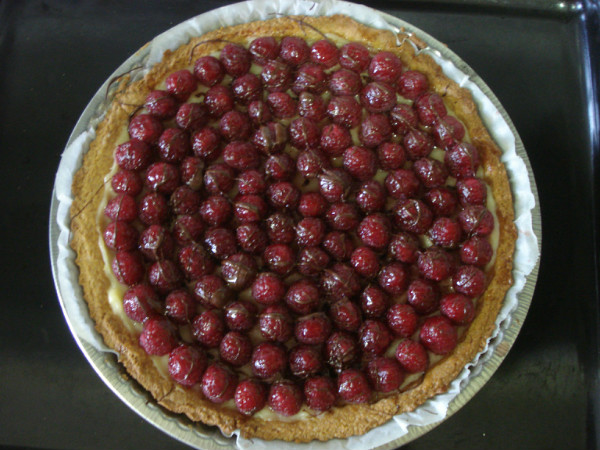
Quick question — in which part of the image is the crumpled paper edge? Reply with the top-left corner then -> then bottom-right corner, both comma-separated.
52,1 -> 540,449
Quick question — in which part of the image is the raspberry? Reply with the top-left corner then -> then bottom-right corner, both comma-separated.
264,153 -> 295,181
252,122 -> 288,155
319,168 -> 351,203
236,223 -> 268,254
460,236 -> 493,267
297,246 -> 330,277
329,68 -> 363,96
249,36 -> 280,64
424,187 -> 458,217
165,289 -> 196,324
224,300 -> 257,332
203,227 -> 237,259
456,177 -> 488,206
285,278 -> 320,315
193,274 -> 231,309
177,244 -> 214,280
233,194 -> 268,223
171,213 -> 204,243
248,100 -> 272,125
180,156 -> 205,191
403,129 -> 434,160
358,213 -> 391,249
261,60 -> 293,92
326,95 -> 362,128
310,39 -> 339,68
289,117 -> 320,150
355,180 -> 386,213
360,285 -> 389,318
458,205 -> 494,236
115,139 -> 152,171
433,115 -> 465,150
267,181 -> 300,209
350,246 -> 380,278
111,169 -> 142,196
168,344 -> 207,387
420,316 -> 458,355
235,379 -> 268,416
232,73 -> 262,104
265,212 -> 295,244
220,43 -> 251,77
386,303 -> 418,338
295,217 -> 326,247
429,216 -> 463,249
445,142 -> 481,179
367,357 -> 405,393
390,103 -> 418,135
204,162 -> 235,194
395,339 -> 429,373
337,369 -> 372,404
204,85 -> 234,117
385,169 -> 420,200
237,169 -> 267,195
199,195 -> 232,227
103,221 -> 138,252
165,69 -> 197,102
359,319 -> 392,355
223,141 -> 260,171
192,126 -> 221,161
144,90 -> 178,120
221,252 -> 257,291
378,262 -> 409,295
339,42 -> 370,72
147,260 -> 182,294
289,345 -> 322,378
192,309 -> 226,348
279,36 -> 309,66
219,331 -> 252,366
453,265 -> 487,297
201,362 -> 238,404
259,304 -> 294,343
176,103 -> 209,133
194,55 -> 224,86
388,232 -> 420,264
329,299 -> 363,332
268,380 -> 303,416
170,185 -> 201,216
343,145 -> 378,180
251,342 -> 287,380
145,162 -> 180,195
320,123 -> 352,156
413,157 -> 448,188
263,243 -> 295,276
219,110 -> 251,141
407,279 -> 440,315
304,376 -> 336,412
414,92 -> 447,126
325,331 -> 358,370
139,317 -> 178,356
292,63 -> 327,95
398,70 -> 429,100
325,202 -> 360,231
320,263 -> 361,299
297,91 -> 326,122
138,192 -> 169,225
252,272 -> 286,305
440,293 -> 476,325
295,312 -> 332,345
360,82 -> 396,113
417,246 -> 453,281
368,51 -> 402,83
322,231 -> 354,262
138,224 -> 174,261
267,91 -> 297,118
128,114 -> 163,144
298,192 -> 327,217
393,198 -> 434,234
377,141 -> 406,171
122,284 -> 161,323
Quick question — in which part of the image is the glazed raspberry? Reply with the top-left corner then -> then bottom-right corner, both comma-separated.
265,212 -> 295,244
395,339 -> 429,373
319,168 -> 351,203
235,379 -> 268,416
252,342 -> 287,379
265,153 -> 295,181
304,376 -> 336,412
414,92 -> 447,126
343,145 -> 378,180
292,63 -> 327,95
413,157 -> 448,189
138,224 -> 174,261
386,303 -> 418,338
457,205 -> 494,236
232,73 -> 262,104
233,194 -> 268,224
192,126 -> 221,161
289,117 -> 320,150
201,362 -> 238,404
417,246 -> 453,281
393,198 -> 434,234
351,246 -> 380,278
247,100 -> 272,125
339,42 -> 370,72
390,103 -> 419,135
298,192 -> 327,217
355,180 -> 386,213
295,312 -> 332,345
249,36 -> 280,64
221,253 -> 257,291
320,263 -> 361,299
192,309 -> 226,348
223,141 -> 260,171
329,68 -> 362,96
220,43 -> 251,77
224,300 -> 257,332
267,181 -> 300,209
123,284 -> 161,323
453,265 -> 487,297
423,187 -> 458,217
252,272 -> 286,305
145,89 -> 178,120
369,51 -> 402,83
360,82 -> 396,113
128,113 -> 163,144
238,169 -> 266,195
138,192 -> 169,225
295,217 -> 326,247
145,162 -> 180,195
460,235 -> 493,267
388,232 -> 420,264
263,244 -> 295,276
359,319 -> 392,355
420,315 -> 457,355
407,279 -> 440,315
311,39 -> 339,68
193,274 -> 231,309
326,95 -> 362,129
103,221 -> 138,251
325,202 -> 360,232
168,344 -> 207,387
199,195 -> 231,227
219,331 -> 252,366
360,285 -> 389,318
378,262 -> 409,295
203,227 -> 237,259
337,369 -> 372,404
165,69 -> 197,102
322,231 -> 354,261
204,85 -> 234,117
403,129 -> 434,160
115,139 -> 152,171
236,223 -> 268,254
289,345 -> 322,378
177,244 -> 214,279
261,60 -> 293,92
266,91 -> 297,118
279,36 -> 309,66
193,55 -> 224,86
297,91 -> 327,122
320,123 -> 352,156
259,304 -> 294,343
445,142 -> 481,179
377,142 -> 406,171
285,278 -> 320,315
111,169 -> 143,196
219,110 -> 251,141
203,163 -> 234,195
358,213 -> 391,249
429,216 -> 463,248
457,177 -> 487,206
139,317 -> 178,356
269,380 -> 303,416
148,260 -> 182,294
385,169 -> 420,199
252,122 -> 288,155
367,357 -> 405,393
398,70 -> 429,100
325,331 -> 358,370
329,298 -> 363,332
165,289 -> 196,324
297,246 -> 330,277
112,251 -> 144,285
440,293 -> 475,325
180,156 -> 205,191
433,115 -> 465,150
170,185 -> 201,216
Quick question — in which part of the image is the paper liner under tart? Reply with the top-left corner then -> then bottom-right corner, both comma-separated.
70,15 -> 516,443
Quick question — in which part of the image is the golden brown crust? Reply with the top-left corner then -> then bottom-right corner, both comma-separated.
70,14 -> 516,443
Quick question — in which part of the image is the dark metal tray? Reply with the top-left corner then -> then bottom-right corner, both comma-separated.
0,1 -> 597,449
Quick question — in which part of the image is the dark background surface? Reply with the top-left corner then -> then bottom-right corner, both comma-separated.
0,0 -> 598,449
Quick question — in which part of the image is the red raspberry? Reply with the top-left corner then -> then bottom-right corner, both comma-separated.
168,344 -> 207,387
223,141 -> 260,171
377,141 -> 406,171
360,285 -> 389,318
420,316 -> 458,355
360,82 -> 396,113
263,243 -> 295,276
115,139 -> 151,171
176,102 -> 209,132
267,181 -> 300,209
128,114 -> 163,144
395,339 -> 429,373
445,142 -> 481,179
343,145 -> 378,180
424,187 -> 458,217
398,70 -> 429,100
440,293 -> 476,325
259,304 -> 294,343
265,212 -> 295,244
180,156 -> 205,191
460,236 -> 493,267
252,122 -> 288,155
224,300 -> 257,332
326,95 -> 362,128
415,92 -> 447,126
204,85 -> 234,117
337,369 -> 372,404
320,263 -> 361,299
386,303 -> 418,338
249,36 -> 280,64
429,215 -> 464,248
388,232 -> 420,264
453,265 -> 487,297
358,213 -> 391,249
292,63 -> 327,94
304,376 -> 336,412
261,60 -> 293,92
268,380 -> 303,416
322,231 -> 354,262
285,278 -> 320,315
170,185 -> 201,216
456,177 -> 488,206
325,331 -> 358,370
289,117 -> 320,150
385,169 -> 420,199
329,68 -> 363,96
407,279 -> 440,315
417,246 -> 453,281
158,128 -> 190,164
219,110 -> 251,141
339,42 -> 370,72
236,223 -> 268,254
138,192 -> 169,226
351,246 -> 380,278
139,317 -> 178,356
219,331 -> 253,366
112,251 -> 144,286
298,192 -> 327,217
203,163 -> 235,195
123,284 -> 161,323
297,246 -> 330,277
252,272 -> 286,305
220,43 -> 251,77
192,126 -> 221,161
111,169 -> 142,196
138,224 -> 174,261
458,205 -> 495,236
359,319 -> 392,355
378,262 -> 409,295
264,153 -> 295,181
165,69 -> 197,102
297,91 -> 326,122
147,260 -> 182,294
165,289 -> 196,324
279,36 -> 309,66
144,90 -> 177,120
368,51 -> 402,83
393,198 -> 434,234
295,217 -> 326,247
319,168 -> 351,203
295,312 -> 332,345
201,362 -> 238,403
235,379 -> 268,416
267,91 -> 297,118
325,202 -> 360,232
390,103 -> 418,135
192,309 -> 225,348
329,299 -> 363,332
192,274 -> 231,309
193,55 -> 224,86
413,157 -> 448,188
237,169 -> 266,195
233,194 -> 268,224
310,39 -> 339,68
103,221 -> 138,252
199,195 -> 231,227
355,180 -> 386,213
177,244 -> 214,280
145,162 -> 180,195
320,123 -> 352,156
403,129 -> 434,160
232,73 -> 262,104
433,115 -> 465,150
289,345 -> 322,378
251,342 -> 287,379
367,357 -> 405,393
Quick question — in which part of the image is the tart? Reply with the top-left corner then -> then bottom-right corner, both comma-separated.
70,14 -> 516,443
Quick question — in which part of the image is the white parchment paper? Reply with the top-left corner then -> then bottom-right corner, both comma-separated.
53,1 -> 540,449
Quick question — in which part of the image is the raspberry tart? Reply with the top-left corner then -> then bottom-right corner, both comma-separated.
70,14 -> 516,442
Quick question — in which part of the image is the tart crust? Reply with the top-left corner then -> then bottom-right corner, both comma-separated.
70,14 -> 516,443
